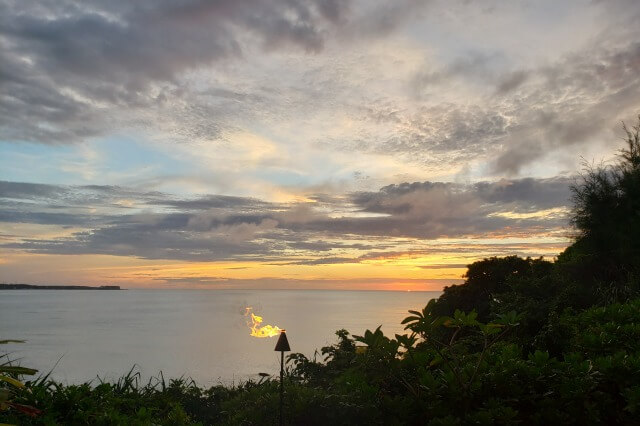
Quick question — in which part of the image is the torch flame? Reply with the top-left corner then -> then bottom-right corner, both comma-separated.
245,307 -> 282,337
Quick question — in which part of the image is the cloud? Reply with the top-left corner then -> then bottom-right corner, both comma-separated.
490,41 -> 640,173
345,176 -> 572,235
0,0 -> 426,145
0,210 -> 104,227
418,264 -> 468,269
150,195 -> 269,211
0,177 -> 572,261
285,256 -> 356,265
0,181 -> 69,200
472,177 -> 572,211
2,0 -> 637,187
410,52 -> 505,94
341,31 -> 640,174
0,180 -> 268,211
494,70 -> 529,94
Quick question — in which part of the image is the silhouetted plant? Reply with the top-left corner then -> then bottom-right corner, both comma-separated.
0,340 -> 41,422
562,116 -> 640,294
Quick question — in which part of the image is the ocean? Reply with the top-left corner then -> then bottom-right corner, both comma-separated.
1,289 -> 440,385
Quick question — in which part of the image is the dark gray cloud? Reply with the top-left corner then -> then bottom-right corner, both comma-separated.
472,177 -> 572,211
3,223 -> 278,261
281,177 -> 571,240
0,180 -> 266,211
411,52 -> 506,94
354,176 -> 571,216
150,195 -> 269,211
0,180 -> 69,200
494,70 -> 529,95
0,210 -> 105,227
0,0 -> 426,144
1,177 -> 571,260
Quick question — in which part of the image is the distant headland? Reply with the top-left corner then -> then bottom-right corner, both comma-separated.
0,284 -> 122,290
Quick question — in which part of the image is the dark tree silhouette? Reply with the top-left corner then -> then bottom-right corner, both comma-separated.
430,256 -> 552,321
560,116 -> 640,297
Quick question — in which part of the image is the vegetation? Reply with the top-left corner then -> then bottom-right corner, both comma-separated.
0,340 -> 40,420
2,118 -> 639,424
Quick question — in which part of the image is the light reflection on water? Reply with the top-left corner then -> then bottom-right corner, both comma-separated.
1,289 -> 440,386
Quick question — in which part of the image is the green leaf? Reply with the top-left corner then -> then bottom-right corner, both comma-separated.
528,350 -> 551,365
0,375 -> 24,389
401,316 -> 420,324
0,388 -> 10,402
429,355 -> 443,367
480,323 -> 503,335
0,366 -> 38,376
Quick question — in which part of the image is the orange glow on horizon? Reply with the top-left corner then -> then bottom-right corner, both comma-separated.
0,232 -> 570,290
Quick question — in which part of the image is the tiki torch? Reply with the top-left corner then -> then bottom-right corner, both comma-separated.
274,330 -> 290,426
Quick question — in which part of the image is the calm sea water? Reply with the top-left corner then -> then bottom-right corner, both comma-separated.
1,290 -> 439,385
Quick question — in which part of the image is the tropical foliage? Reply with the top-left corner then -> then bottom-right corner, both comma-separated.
0,340 -> 40,421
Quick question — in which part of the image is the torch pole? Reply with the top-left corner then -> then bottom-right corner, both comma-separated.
279,350 -> 284,426
274,330 -> 290,426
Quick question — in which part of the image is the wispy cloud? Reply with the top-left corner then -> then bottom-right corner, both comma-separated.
1,177 -> 571,262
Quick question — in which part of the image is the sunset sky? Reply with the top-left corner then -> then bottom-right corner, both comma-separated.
1,0 -> 639,290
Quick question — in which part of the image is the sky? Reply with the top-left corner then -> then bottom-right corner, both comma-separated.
1,0 -> 639,290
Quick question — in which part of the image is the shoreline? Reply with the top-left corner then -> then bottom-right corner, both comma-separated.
0,284 -> 122,290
